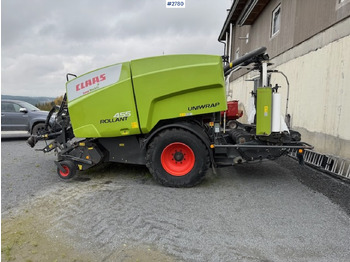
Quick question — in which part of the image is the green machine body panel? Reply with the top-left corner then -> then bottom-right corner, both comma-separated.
66,62 -> 140,138
66,54 -> 227,138
256,87 -> 272,135
131,55 -> 227,133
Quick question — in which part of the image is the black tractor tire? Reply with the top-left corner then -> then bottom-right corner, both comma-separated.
57,160 -> 76,180
31,123 -> 46,136
146,128 -> 210,187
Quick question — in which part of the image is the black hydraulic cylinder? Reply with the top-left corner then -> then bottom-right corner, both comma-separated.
224,46 -> 267,76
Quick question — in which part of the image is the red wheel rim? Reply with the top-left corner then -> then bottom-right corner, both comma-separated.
161,142 -> 195,176
60,165 -> 70,177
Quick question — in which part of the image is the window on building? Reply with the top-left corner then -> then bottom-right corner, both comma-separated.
271,4 -> 281,37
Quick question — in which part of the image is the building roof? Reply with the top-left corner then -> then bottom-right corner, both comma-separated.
218,0 -> 270,41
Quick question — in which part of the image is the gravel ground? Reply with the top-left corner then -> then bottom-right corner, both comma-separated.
1,135 -> 350,262
278,157 -> 350,216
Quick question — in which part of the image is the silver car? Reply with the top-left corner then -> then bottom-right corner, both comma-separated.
1,99 -> 50,135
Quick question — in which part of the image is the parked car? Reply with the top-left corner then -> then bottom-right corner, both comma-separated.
1,99 -> 52,135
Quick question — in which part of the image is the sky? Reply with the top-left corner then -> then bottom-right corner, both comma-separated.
2,0 -> 231,97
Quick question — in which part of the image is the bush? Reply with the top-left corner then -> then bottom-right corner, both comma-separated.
36,95 -> 64,111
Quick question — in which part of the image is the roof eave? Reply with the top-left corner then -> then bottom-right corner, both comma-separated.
218,0 -> 247,41
218,0 -> 270,41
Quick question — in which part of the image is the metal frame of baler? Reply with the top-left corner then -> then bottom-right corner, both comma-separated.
216,46 -> 313,164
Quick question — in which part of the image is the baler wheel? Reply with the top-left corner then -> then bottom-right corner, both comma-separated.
161,142 -> 195,176
57,160 -> 76,180
146,128 -> 209,187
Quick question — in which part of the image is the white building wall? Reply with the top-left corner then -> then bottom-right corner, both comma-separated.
229,35 -> 350,158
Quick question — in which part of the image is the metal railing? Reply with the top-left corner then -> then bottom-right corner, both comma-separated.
289,149 -> 350,180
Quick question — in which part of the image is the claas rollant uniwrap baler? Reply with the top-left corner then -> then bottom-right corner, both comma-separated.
28,47 -> 312,187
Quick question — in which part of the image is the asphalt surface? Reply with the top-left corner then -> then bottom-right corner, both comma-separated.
1,134 -> 350,261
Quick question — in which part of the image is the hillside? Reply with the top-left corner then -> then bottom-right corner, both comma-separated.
1,95 -> 55,106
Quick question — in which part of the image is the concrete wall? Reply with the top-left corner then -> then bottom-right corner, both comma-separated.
228,33 -> 350,159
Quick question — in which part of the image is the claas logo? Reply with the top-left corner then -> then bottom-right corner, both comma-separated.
76,74 -> 106,91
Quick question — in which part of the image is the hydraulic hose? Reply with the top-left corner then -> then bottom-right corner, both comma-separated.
44,105 -> 58,131
268,70 -> 291,128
